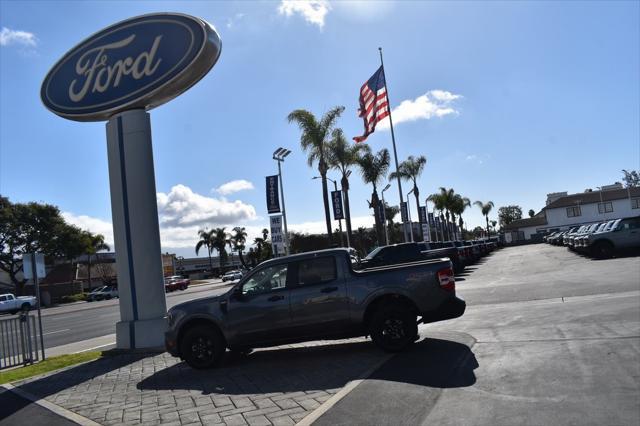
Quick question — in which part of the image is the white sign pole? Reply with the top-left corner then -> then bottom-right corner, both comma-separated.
106,109 -> 167,349
25,253 -> 46,360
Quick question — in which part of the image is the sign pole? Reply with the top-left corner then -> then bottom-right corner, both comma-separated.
277,160 -> 290,255
30,253 -> 45,360
378,47 -> 408,243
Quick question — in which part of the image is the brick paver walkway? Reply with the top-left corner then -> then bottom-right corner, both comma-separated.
16,338 -> 387,425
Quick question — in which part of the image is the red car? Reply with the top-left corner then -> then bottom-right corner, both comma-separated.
164,276 -> 190,292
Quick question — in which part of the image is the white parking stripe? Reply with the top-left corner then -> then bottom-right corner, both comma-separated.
43,328 -> 70,336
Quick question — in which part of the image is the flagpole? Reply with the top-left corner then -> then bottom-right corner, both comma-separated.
378,47 -> 409,242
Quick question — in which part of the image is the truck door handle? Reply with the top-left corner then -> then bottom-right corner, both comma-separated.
321,286 -> 338,293
267,295 -> 284,302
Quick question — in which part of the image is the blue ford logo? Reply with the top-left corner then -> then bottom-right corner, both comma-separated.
41,13 -> 221,121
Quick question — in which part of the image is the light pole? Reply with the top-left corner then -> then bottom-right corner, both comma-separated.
313,176 -> 344,247
382,183 -> 391,245
273,148 -> 291,256
407,188 -> 415,242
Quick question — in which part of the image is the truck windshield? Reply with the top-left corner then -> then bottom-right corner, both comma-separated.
364,247 -> 384,260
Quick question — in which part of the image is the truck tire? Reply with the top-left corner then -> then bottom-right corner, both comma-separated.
180,325 -> 225,369
21,303 -> 31,312
591,241 -> 614,259
369,304 -> 418,353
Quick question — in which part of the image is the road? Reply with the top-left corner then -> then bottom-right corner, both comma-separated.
24,280 -> 234,351
315,244 -> 640,426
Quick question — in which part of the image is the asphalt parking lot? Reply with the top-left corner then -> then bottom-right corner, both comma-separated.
3,243 -> 639,426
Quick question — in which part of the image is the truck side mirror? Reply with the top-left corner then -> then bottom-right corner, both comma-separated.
232,286 -> 244,300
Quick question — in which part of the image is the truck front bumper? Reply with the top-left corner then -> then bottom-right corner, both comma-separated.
420,297 -> 466,324
165,329 -> 180,357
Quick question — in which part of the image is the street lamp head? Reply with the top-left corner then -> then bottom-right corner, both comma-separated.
382,183 -> 391,192
408,188 -> 415,196
282,149 -> 291,158
273,147 -> 285,157
312,176 -> 320,180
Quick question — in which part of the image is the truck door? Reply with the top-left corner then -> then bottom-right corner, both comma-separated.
288,255 -> 351,338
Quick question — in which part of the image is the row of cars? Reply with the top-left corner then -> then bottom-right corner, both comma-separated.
544,216 -> 640,258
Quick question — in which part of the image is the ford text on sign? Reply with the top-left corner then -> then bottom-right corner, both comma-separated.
331,191 -> 344,220
266,175 -> 280,214
41,13 -> 222,121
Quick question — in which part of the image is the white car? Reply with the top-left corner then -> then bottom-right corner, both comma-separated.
87,286 -> 119,301
222,271 -> 243,282
0,293 -> 37,314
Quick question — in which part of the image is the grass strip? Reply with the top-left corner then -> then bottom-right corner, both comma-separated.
0,351 -> 102,385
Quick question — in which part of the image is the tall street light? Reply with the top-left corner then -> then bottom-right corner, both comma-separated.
381,183 -> 391,245
407,188 -> 415,242
273,148 -> 291,255
313,176 -> 345,247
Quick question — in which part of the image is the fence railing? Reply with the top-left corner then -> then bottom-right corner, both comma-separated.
0,313 -> 40,370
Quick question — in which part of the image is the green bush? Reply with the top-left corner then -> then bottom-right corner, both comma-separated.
59,293 -> 87,303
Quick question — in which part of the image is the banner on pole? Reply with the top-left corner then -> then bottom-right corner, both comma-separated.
376,202 -> 386,225
428,212 -> 435,227
331,190 -> 344,220
400,202 -> 408,223
23,253 -> 46,279
418,206 -> 427,223
266,175 -> 280,214
421,224 -> 430,242
270,215 -> 284,255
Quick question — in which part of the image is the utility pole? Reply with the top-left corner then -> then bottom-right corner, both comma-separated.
382,183 -> 391,245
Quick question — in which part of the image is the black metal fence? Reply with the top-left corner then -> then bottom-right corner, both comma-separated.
0,313 -> 40,370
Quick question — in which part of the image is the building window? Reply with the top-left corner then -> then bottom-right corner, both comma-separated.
566,206 -> 581,218
632,198 -> 640,210
598,202 -> 613,214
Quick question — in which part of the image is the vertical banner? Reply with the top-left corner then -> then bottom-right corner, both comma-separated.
421,223 -> 430,242
400,201 -> 408,223
428,212 -> 435,227
331,190 -> 344,220
418,206 -> 427,224
266,175 -> 280,214
270,215 -> 284,256
376,202 -> 386,225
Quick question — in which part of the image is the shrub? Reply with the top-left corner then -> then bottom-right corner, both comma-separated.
59,293 -> 87,303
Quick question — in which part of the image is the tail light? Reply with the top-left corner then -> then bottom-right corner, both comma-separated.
437,267 -> 455,292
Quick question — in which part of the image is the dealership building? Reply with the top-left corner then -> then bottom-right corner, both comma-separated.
504,183 -> 640,242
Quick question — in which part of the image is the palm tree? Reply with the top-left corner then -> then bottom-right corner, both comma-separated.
450,195 -> 471,240
474,201 -> 495,236
212,227 -> 229,270
427,192 -> 447,240
357,146 -> 390,245
383,202 -> 400,244
288,106 -> 345,244
389,155 -> 427,238
327,128 -> 365,244
86,234 -> 110,292
195,229 -> 215,272
231,226 -> 248,268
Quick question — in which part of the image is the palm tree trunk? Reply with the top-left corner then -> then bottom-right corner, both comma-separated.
238,250 -> 247,268
413,185 -> 422,241
320,171 -> 334,245
207,248 -> 213,273
485,215 -> 490,236
341,175 -> 353,244
371,190 -> 384,246
87,254 -> 92,293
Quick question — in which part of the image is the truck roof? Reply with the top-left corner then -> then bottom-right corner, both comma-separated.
258,248 -> 351,267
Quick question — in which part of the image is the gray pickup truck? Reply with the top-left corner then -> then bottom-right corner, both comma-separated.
165,248 -> 465,369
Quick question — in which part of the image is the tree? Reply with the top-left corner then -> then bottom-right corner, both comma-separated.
429,188 -> 457,240
0,196 -> 95,294
212,228 -> 229,270
389,155 -> 427,238
357,146 -> 390,245
450,195 -> 471,240
474,200 -> 495,236
86,233 -> 110,292
427,192 -> 447,240
528,209 -> 535,218
327,128 -> 366,244
622,169 -> 639,188
498,205 -> 523,228
288,106 -> 345,244
230,227 -> 248,268
195,229 -> 215,272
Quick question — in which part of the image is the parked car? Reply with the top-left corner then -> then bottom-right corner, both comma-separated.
165,248 -> 465,369
0,293 -> 37,314
222,271 -> 243,282
358,242 -> 465,273
165,275 -> 190,291
583,216 -> 640,258
574,220 -> 619,250
87,286 -> 118,301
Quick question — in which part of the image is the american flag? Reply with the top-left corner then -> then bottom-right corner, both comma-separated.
353,66 -> 389,143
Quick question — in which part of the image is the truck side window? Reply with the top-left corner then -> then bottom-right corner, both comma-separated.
298,257 -> 336,286
0,296 -> 5,302
242,264 -> 288,295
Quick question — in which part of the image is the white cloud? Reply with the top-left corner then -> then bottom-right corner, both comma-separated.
289,215 -> 374,235
377,90 -> 462,130
0,27 -> 37,47
157,184 -> 257,228
61,212 -> 115,249
226,13 -> 245,29
215,179 -> 255,195
464,153 -> 490,165
278,0 -> 331,29
333,1 -> 394,22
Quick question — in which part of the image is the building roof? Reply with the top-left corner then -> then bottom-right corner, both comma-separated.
544,187 -> 640,210
504,215 -> 548,230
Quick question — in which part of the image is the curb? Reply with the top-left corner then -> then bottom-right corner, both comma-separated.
2,383 -> 101,426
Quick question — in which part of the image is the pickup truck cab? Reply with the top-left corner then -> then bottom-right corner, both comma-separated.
0,293 -> 36,315
165,248 -> 465,369
586,216 -> 640,258
359,242 -> 465,272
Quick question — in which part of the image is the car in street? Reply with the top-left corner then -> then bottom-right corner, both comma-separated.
165,248 -> 465,369
164,275 -> 190,292
221,270 -> 243,282
87,286 -> 118,301
0,293 -> 37,314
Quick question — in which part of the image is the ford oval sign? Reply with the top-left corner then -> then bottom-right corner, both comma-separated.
41,13 -> 221,121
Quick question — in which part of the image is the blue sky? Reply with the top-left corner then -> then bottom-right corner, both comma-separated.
1,1 -> 638,257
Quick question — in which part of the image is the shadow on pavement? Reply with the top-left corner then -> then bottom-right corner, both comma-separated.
0,387 -> 76,425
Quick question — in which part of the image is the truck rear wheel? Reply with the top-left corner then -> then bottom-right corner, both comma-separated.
21,303 -> 31,312
369,305 -> 417,353
180,325 -> 225,369
591,241 -> 614,259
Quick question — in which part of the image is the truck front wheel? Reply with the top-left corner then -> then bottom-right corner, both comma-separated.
591,241 -> 614,259
21,303 -> 31,312
180,325 -> 225,369
369,305 -> 418,353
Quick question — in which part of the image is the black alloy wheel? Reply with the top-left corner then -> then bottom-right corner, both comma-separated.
180,325 -> 225,369
592,241 -> 614,259
370,304 -> 418,352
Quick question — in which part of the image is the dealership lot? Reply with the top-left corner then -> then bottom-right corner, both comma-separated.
4,244 -> 639,426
